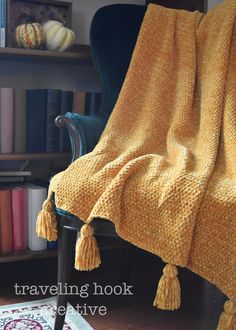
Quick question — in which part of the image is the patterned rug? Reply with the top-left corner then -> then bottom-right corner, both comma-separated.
0,297 -> 93,330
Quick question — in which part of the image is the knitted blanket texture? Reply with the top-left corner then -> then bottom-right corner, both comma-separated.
38,0 -> 236,325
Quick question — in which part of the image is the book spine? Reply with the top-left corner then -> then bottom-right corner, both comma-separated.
0,0 -> 6,48
0,177 -> 24,183
12,187 -> 28,251
46,89 -> 61,152
28,186 -> 47,251
0,88 -> 14,153
0,170 -> 31,176
73,91 -> 86,115
59,90 -> 73,152
0,189 -> 13,253
14,89 -> 27,153
26,89 -> 47,152
84,92 -> 102,116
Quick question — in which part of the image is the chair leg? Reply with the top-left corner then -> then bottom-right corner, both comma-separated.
120,244 -> 133,284
54,217 -> 78,330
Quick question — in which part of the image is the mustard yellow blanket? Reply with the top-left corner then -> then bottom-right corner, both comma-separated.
37,1 -> 236,328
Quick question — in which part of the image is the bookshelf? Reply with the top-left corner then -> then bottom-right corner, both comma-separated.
0,44 -> 98,263
0,45 -> 92,65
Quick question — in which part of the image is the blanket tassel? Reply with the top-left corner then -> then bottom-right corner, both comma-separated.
217,300 -> 236,330
153,263 -> 181,310
75,223 -> 101,271
36,199 -> 57,241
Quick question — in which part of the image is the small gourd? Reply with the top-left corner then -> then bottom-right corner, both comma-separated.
43,20 -> 75,52
15,22 -> 45,49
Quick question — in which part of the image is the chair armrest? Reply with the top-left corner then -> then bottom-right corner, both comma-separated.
55,112 -> 107,162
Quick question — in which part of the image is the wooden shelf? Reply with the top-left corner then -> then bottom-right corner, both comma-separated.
0,249 -> 57,263
0,152 -> 71,160
0,45 -> 92,65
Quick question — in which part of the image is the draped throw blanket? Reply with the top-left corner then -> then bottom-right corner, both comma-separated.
37,1 -> 236,328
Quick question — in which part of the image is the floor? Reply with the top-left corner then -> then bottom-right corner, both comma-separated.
0,245 -> 226,330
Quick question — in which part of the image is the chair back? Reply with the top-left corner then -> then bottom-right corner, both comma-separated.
90,4 -> 146,118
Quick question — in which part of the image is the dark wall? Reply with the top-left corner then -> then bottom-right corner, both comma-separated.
145,0 -> 206,12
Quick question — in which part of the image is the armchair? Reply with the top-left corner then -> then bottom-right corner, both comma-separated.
53,4 -> 146,329
35,3 -> 236,330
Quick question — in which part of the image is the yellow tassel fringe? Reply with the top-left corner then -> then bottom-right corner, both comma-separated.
217,300 -> 236,330
75,223 -> 101,271
36,199 -> 57,241
153,263 -> 181,310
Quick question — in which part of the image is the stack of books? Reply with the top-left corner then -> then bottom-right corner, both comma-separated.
0,181 -> 56,254
0,88 -> 102,154
27,89 -> 102,153
0,170 -> 31,183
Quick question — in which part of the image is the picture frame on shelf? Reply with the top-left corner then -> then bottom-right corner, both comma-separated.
6,0 -> 72,48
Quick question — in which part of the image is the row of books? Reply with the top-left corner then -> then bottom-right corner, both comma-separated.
0,181 -> 54,253
0,170 -> 31,183
0,88 -> 102,154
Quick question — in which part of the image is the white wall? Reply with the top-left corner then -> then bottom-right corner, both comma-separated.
59,0 -> 145,45
207,0 -> 222,9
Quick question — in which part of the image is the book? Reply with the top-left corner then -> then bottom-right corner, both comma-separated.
73,91 -> 86,115
0,171 -> 31,176
14,89 -> 27,153
0,177 -> 24,183
27,183 -> 47,251
27,89 -> 61,152
0,188 -> 13,253
46,89 -> 61,152
26,89 -> 47,153
11,186 -> 28,251
84,92 -> 102,116
59,90 -> 73,152
0,0 -> 6,48
0,88 -> 14,153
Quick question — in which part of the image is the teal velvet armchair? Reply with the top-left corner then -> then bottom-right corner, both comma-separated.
53,4 -> 146,329
53,2 -> 197,328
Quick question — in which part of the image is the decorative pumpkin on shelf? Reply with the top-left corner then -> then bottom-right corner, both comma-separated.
43,20 -> 75,52
15,22 -> 45,49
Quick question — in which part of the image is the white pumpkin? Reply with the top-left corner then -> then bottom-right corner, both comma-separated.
43,20 -> 75,51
